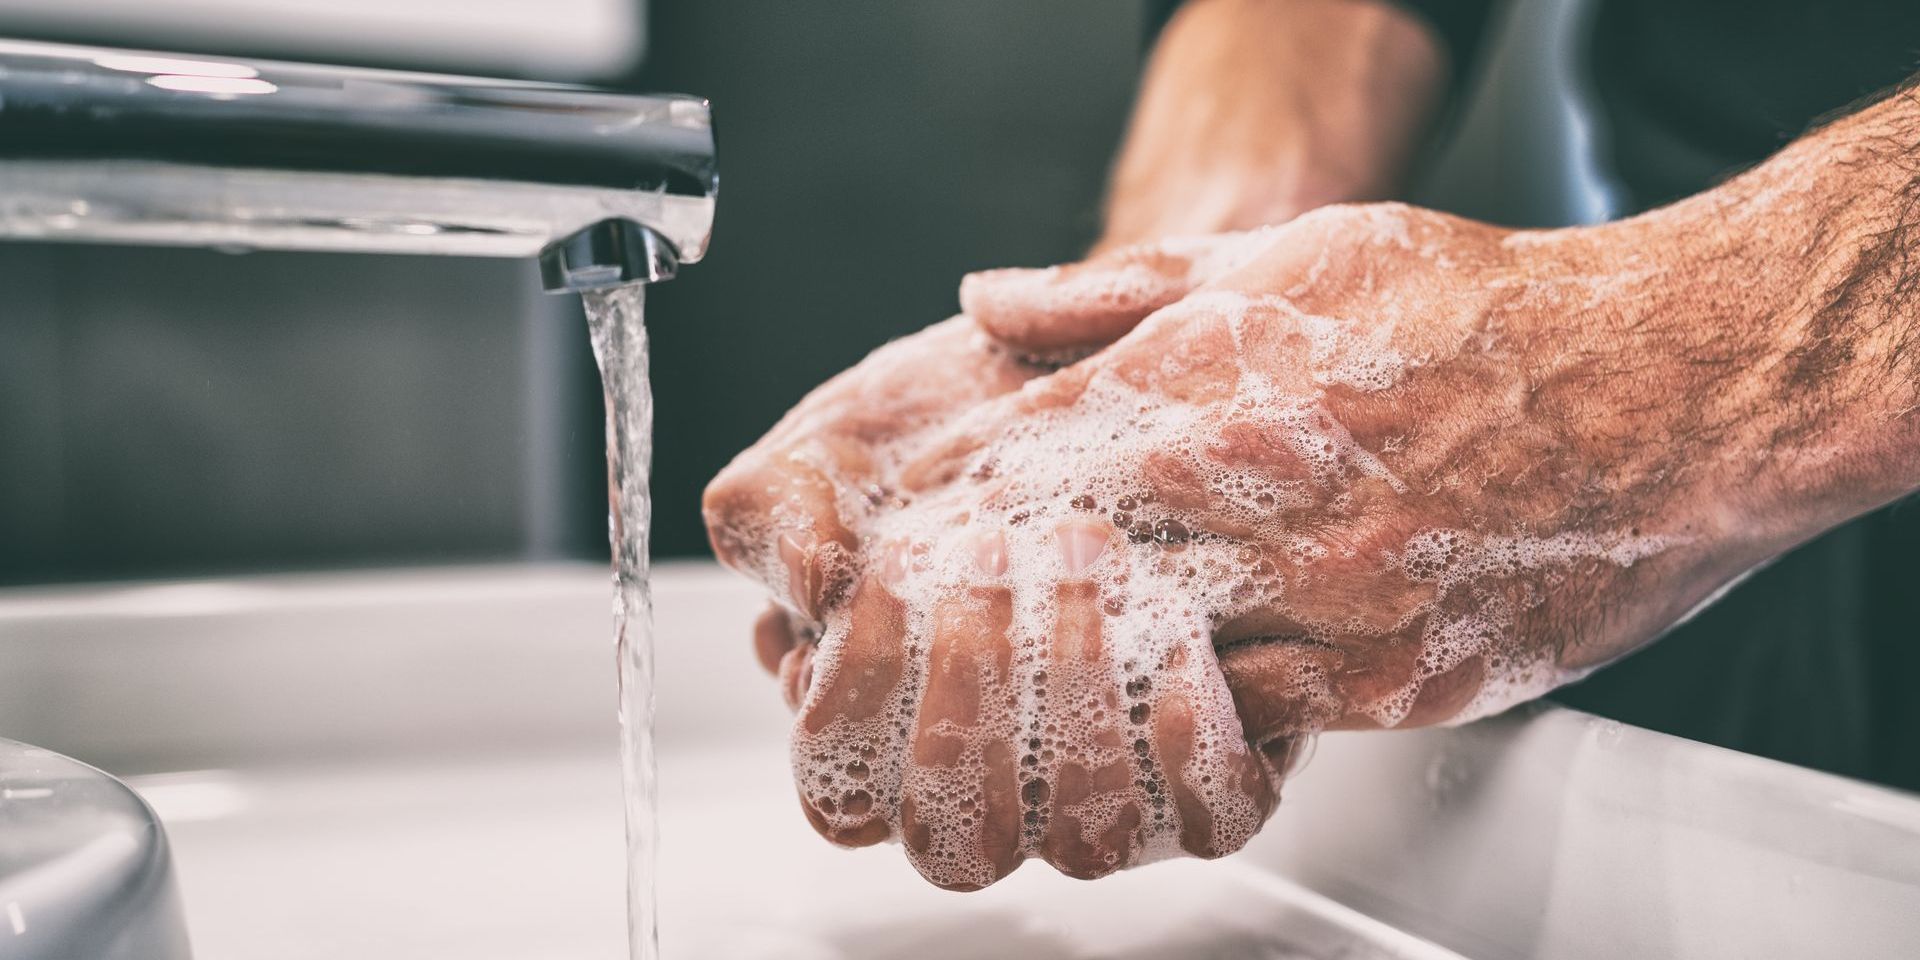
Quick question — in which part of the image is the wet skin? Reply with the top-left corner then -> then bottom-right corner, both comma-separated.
706,85 -> 1920,888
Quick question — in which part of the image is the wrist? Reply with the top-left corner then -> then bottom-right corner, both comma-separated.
1499,217 -> 1781,555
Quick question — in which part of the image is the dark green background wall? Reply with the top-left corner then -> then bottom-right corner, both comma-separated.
629,2 -> 1145,561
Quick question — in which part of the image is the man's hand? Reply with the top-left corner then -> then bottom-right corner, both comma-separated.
706,82 -> 1920,891
1098,0 -> 1445,251
707,206 -> 1748,889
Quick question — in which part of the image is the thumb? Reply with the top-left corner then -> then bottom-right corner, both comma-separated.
960,230 -> 1272,356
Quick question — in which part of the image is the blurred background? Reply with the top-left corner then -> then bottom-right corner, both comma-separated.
0,0 -> 1145,583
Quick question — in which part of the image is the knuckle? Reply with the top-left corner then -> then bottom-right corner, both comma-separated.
700,472 -> 763,569
796,755 -> 889,849
1049,852 -> 1121,882
833,817 -> 892,848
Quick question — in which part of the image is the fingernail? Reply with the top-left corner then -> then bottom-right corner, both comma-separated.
959,266 -> 1048,317
973,529 -> 1009,576
1259,734 -> 1314,780
781,644 -> 815,711
1056,520 -> 1109,576
779,531 -> 818,617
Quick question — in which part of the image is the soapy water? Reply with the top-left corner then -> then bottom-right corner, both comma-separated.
585,284 -> 657,960
711,241 -> 1679,887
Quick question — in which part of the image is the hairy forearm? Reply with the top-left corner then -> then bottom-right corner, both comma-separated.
1631,80 -> 1920,546
1100,0 -> 1445,249
1747,84 -> 1919,524
1786,86 -> 1920,432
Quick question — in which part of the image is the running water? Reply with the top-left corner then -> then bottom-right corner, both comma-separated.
583,284 -> 658,960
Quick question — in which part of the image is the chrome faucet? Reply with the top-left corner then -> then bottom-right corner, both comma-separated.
0,39 -> 716,291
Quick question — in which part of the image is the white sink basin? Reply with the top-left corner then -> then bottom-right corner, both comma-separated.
131,748 -> 1453,960
2,564 -> 1916,958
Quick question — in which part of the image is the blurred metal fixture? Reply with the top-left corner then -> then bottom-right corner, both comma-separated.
0,739 -> 192,960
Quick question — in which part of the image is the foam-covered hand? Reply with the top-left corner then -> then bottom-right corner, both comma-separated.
709,202 -> 1788,890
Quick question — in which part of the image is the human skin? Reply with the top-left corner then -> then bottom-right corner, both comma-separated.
1098,0 -> 1445,252
706,53 -> 1920,895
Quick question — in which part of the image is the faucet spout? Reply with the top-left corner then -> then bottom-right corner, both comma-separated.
541,220 -> 682,292
0,40 -> 717,277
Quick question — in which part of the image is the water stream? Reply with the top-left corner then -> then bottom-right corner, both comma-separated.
583,284 -> 658,960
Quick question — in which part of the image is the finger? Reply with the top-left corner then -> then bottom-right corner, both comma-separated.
777,642 -> 814,712
1035,521 -> 1143,881
753,603 -> 800,676
1216,640 -> 1355,740
895,429 -> 989,494
790,574 -> 912,849
1217,635 -> 1456,738
703,454 -> 858,619
900,535 -> 1022,890
894,357 -> 1108,497
1401,653 -> 1489,728
1256,734 -> 1308,783
1151,676 -> 1276,860
1219,575 -> 1502,737
961,232 -> 1266,356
